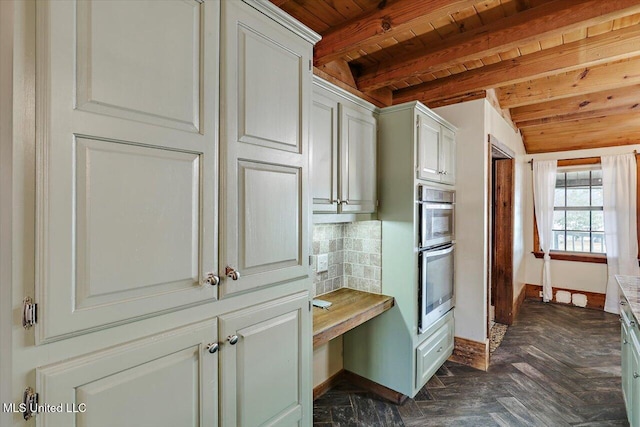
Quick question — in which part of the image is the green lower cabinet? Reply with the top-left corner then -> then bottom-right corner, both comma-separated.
630,331 -> 640,427
621,297 -> 640,427
415,315 -> 454,389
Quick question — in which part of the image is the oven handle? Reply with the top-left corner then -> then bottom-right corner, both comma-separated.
417,202 -> 454,209
422,244 -> 454,258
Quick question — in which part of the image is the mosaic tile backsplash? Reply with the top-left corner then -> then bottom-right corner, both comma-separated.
311,221 -> 382,296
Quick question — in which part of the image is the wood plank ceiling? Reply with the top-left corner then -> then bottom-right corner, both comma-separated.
271,0 -> 640,154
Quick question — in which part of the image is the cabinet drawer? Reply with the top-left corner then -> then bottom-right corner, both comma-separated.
416,316 -> 454,389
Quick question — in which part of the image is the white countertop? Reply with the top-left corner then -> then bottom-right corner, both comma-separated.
616,275 -> 640,321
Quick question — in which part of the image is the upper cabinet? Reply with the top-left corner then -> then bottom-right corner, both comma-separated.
417,111 -> 456,185
220,0 -> 320,296
311,77 -> 377,215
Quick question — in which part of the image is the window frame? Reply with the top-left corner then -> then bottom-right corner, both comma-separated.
532,155 -> 640,264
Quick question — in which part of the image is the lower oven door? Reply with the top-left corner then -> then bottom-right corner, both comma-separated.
419,243 -> 455,334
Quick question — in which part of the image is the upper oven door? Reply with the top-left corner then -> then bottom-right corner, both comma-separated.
419,202 -> 454,249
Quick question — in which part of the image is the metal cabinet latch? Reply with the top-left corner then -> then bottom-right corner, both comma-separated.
22,297 -> 37,329
22,387 -> 38,420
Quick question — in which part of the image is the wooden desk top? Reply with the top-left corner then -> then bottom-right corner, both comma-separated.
312,288 -> 394,348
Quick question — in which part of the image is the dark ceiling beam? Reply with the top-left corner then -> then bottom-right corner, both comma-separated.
314,0 -> 478,67
392,24 -> 640,105
356,0 -> 640,92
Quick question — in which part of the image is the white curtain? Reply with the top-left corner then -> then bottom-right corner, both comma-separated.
533,160 -> 557,302
602,153 -> 639,314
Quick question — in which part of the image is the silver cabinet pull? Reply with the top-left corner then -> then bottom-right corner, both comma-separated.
342,200 -> 350,205
203,272 -> 220,286
634,372 -> 639,379
206,343 -> 219,354
621,300 -> 627,306
227,335 -> 239,345
335,199 -> 341,204
225,266 -> 240,280
631,320 -> 636,327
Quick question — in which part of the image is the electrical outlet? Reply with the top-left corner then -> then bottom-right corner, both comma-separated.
539,291 -> 543,298
317,254 -> 329,273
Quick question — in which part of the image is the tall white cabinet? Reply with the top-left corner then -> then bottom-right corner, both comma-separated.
343,101 -> 456,398
10,1 -> 319,426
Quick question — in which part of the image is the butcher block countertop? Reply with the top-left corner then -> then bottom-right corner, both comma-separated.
312,288 -> 394,348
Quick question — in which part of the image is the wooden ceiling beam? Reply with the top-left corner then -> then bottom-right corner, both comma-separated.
522,112 -> 640,153
357,0 -> 640,92
313,0 -> 478,67
499,57 -> 640,108
392,24 -> 640,105
512,84 -> 640,127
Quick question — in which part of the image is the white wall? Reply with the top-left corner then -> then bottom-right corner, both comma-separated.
484,104 -> 528,303
524,144 -> 640,294
435,99 -> 488,343
312,337 -> 343,388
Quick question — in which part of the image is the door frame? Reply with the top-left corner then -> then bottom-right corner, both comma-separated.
487,135 -> 516,336
0,0 -> 13,422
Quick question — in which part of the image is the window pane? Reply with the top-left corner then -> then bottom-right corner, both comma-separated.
554,188 -> 565,207
591,232 -> 606,253
567,187 -> 590,206
566,171 -> 591,187
591,211 -> 604,232
566,211 -> 590,231
565,231 -> 590,252
552,230 -> 565,251
592,187 -> 603,206
553,211 -> 565,230
591,169 -> 602,186
555,172 -> 566,188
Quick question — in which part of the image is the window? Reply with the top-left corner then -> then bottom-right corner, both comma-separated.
551,169 -> 605,254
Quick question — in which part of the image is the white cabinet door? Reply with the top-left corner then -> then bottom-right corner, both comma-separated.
37,319 -> 218,427
311,93 -> 339,213
417,113 -> 441,183
440,127 -> 456,185
339,104 -> 377,213
36,0 -> 219,342
219,292 -> 311,427
220,0 -> 310,297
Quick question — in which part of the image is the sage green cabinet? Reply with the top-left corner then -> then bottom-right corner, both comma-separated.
311,77 -> 377,215
415,311 -> 454,389
219,292 -> 311,427
621,296 -> 640,427
417,111 -> 456,185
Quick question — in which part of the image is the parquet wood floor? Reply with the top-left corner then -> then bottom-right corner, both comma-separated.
314,300 -> 627,426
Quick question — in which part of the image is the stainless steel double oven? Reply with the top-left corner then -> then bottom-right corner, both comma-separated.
418,185 -> 455,334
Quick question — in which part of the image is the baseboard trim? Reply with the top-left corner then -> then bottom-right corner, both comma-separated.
313,369 -> 345,401
448,336 -> 489,371
342,370 -> 408,405
512,284 -> 526,321
525,284 -> 605,311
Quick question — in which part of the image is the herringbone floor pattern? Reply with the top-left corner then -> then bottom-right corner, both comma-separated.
314,300 -> 628,426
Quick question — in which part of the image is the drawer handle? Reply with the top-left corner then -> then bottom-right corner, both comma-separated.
634,372 -> 639,379
437,346 -> 443,353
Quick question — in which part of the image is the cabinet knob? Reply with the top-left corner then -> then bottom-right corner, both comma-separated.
225,266 -> 240,280
624,339 -> 629,345
203,272 -> 220,286
631,320 -> 636,327
227,335 -> 239,345
634,372 -> 639,379
206,343 -> 219,354
621,300 -> 627,306
342,200 -> 350,205
333,199 -> 341,205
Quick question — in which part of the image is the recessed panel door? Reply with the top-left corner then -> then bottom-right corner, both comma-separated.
311,93 -> 339,213
339,104 -> 377,213
36,0 -> 219,342
219,292 -> 311,427
417,114 -> 441,182
37,319 -> 218,427
220,0 -> 311,296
